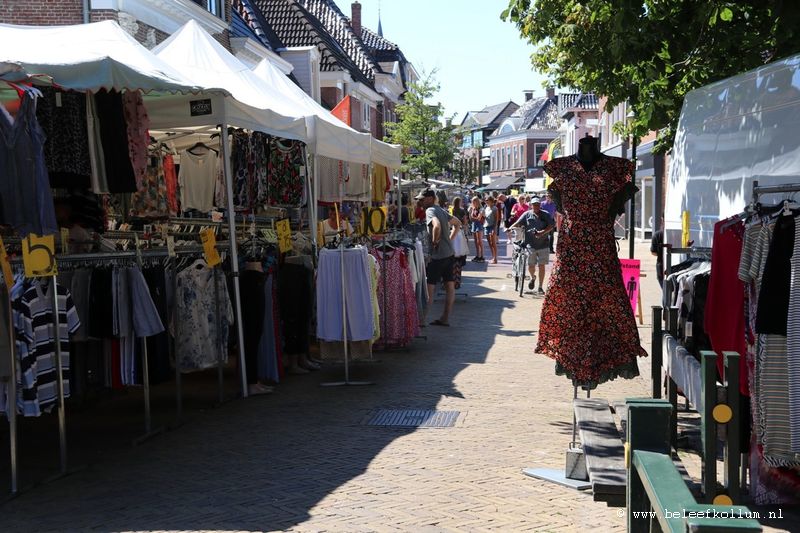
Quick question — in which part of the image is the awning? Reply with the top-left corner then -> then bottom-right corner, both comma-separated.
480,175 -> 523,191
0,21 -> 203,93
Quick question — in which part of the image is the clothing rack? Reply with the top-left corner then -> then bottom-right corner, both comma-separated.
3,244 -> 223,493
662,245 -> 712,308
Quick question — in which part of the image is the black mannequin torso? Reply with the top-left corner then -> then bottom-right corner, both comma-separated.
575,135 -> 603,170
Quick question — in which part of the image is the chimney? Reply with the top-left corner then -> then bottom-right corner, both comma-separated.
351,2 -> 362,37
546,87 -> 555,100
523,90 -> 534,102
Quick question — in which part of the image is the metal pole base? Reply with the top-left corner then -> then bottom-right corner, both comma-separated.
522,467 -> 591,490
320,380 -> 374,387
132,426 -> 165,447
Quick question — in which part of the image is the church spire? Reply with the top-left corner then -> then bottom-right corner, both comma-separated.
377,0 -> 383,36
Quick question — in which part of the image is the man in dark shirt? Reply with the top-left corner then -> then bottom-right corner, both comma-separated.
509,196 -> 554,294
651,217 -> 664,287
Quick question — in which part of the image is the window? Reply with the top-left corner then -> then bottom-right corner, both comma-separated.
519,144 -> 525,166
513,145 -> 518,168
362,102 -> 371,131
191,0 -> 224,18
506,147 -> 511,169
534,143 -> 548,167
492,150 -> 497,170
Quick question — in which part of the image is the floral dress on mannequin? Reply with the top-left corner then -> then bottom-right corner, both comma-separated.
537,155 -> 647,389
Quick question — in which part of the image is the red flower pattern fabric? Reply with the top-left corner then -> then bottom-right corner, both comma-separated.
537,155 -> 647,389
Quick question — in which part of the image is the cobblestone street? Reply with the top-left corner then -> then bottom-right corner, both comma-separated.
1,240 -> 791,532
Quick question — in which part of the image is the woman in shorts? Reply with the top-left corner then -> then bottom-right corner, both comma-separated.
468,196 -> 485,262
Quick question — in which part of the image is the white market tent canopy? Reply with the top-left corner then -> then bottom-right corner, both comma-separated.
146,20 -> 307,141
667,53 -> 800,247
0,20 -> 202,93
251,58 -> 371,165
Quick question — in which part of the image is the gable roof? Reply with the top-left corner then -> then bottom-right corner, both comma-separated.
463,101 -> 519,129
361,25 -> 409,87
512,95 -> 560,131
558,92 -> 598,114
251,0 -> 375,86
299,0 -> 381,82
232,0 -> 285,51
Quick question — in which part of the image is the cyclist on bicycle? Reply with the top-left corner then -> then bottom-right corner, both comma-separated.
508,195 -> 555,294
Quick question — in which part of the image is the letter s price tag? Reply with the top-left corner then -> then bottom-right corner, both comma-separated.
276,219 -> 292,253
200,228 -> 221,267
22,234 -> 57,278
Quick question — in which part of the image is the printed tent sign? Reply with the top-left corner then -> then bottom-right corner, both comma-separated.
620,259 -> 641,315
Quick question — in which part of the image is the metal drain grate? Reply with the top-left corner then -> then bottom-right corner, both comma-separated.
366,409 -> 460,428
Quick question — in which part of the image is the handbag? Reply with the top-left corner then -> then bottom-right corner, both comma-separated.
451,229 -> 469,257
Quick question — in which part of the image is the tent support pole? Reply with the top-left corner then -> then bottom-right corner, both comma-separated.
308,153 -> 318,258
219,123 -> 248,398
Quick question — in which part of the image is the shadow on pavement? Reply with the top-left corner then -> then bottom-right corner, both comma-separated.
0,256 -> 520,532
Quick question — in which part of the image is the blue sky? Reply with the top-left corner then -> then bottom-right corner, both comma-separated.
352,0 -> 549,122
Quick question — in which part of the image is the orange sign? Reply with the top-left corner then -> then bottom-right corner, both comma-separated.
331,95 -> 352,126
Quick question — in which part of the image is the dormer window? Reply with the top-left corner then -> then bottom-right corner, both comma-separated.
191,0 -> 225,19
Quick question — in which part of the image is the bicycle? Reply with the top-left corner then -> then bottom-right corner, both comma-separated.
507,228 -> 532,297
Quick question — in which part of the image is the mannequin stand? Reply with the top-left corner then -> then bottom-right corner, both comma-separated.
523,386 -> 592,490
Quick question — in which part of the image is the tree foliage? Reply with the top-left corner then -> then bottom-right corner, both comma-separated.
385,72 -> 456,178
502,0 -> 800,152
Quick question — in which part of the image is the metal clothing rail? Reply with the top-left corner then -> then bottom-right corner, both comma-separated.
3,244 -> 225,493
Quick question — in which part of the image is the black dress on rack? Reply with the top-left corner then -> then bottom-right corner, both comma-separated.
239,269 -> 266,385
278,263 -> 313,355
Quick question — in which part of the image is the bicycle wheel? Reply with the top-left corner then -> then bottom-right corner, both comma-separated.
519,251 -> 527,297
513,251 -> 520,291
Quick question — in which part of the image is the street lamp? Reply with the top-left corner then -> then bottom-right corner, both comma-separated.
627,108 -> 637,260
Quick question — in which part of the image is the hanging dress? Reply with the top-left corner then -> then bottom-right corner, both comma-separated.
537,155 -> 647,389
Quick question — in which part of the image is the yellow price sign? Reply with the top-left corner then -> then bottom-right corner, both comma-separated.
0,236 -> 14,288
361,207 -> 388,236
682,210 -> 691,247
22,234 -> 57,278
276,219 -> 292,253
510,189 -> 519,196
200,228 -> 221,267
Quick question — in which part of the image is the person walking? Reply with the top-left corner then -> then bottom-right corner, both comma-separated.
509,195 -> 554,294
483,196 -> 500,264
451,196 -> 467,226
468,196 -> 485,262
540,192 -> 558,253
416,188 -> 461,326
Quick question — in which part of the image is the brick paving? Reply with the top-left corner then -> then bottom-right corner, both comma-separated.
0,239 -> 796,532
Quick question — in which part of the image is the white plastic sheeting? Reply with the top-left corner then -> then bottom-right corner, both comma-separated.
667,53 -> 800,246
251,59 -> 371,164
0,21 -> 200,93
145,20 -> 307,141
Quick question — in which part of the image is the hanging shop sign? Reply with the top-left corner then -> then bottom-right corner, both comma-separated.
276,219 -> 292,253
0,236 -> 14,288
619,259 -> 641,315
22,234 -> 57,278
200,228 -> 221,267
190,98 -> 213,117
360,206 -> 388,235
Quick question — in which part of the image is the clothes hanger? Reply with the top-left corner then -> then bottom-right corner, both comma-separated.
187,141 -> 218,156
